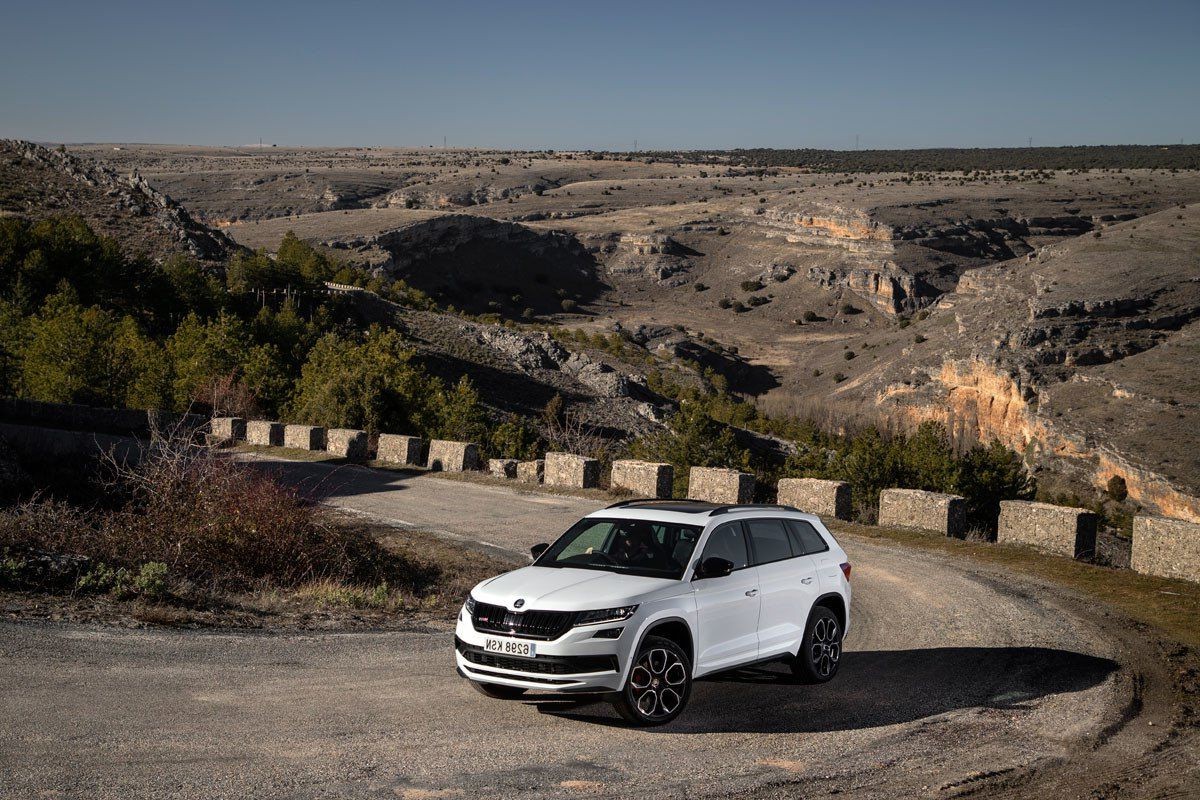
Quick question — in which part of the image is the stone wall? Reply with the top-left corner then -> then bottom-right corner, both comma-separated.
246,420 -> 284,447
489,458 -> 518,479
428,440 -> 480,472
544,452 -> 601,489
687,467 -> 754,504
1132,516 -> 1200,583
878,488 -> 967,536
377,434 -> 423,466
997,500 -> 1098,559
517,459 -> 544,484
284,424 -> 325,451
776,478 -> 851,520
0,397 -> 204,439
327,428 -> 368,460
0,422 -> 143,467
610,460 -> 673,498
211,417 -> 246,442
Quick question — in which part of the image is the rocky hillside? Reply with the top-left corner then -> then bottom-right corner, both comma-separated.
857,204 -> 1200,520
0,141 -> 239,264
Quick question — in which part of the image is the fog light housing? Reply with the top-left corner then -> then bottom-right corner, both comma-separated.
592,627 -> 623,639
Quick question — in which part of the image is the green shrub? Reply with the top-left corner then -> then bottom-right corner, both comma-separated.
1106,474 -> 1128,502
133,562 -> 169,600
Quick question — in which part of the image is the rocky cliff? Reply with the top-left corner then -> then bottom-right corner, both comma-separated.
863,205 -> 1200,519
1,140 -> 239,262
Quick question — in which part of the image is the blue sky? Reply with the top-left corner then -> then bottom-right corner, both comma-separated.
2,0 -> 1197,149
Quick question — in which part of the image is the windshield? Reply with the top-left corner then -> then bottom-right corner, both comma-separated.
535,517 -> 702,579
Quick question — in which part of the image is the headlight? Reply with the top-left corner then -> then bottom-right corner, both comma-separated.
574,605 -> 639,626
464,594 -> 476,614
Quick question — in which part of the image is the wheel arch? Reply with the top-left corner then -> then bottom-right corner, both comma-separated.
811,591 -> 847,632
639,616 -> 695,666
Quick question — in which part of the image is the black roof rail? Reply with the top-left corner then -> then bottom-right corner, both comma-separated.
605,497 -> 655,509
709,503 -> 801,516
604,498 -> 721,511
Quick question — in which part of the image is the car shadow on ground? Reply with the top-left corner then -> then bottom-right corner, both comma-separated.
241,456 -> 424,503
531,646 -> 1118,733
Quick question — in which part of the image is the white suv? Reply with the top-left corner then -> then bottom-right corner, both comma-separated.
454,500 -> 852,725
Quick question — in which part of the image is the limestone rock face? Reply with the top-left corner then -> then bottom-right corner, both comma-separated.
996,500 -> 1097,559
4,139 -> 239,262
475,327 -> 641,400
878,489 -> 966,536
687,467 -> 753,504
807,263 -> 930,316
1132,516 -> 1200,583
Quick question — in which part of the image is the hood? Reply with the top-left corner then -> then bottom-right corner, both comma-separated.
473,566 -> 678,612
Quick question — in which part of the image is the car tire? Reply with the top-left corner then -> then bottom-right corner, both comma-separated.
791,605 -> 843,684
470,681 -> 527,699
612,635 -> 692,726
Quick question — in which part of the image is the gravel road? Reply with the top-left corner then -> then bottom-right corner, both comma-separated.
1,458 -> 1195,798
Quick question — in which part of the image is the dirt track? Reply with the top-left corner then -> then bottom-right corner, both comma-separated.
1,460 -> 1196,799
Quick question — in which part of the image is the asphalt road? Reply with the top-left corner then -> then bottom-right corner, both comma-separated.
0,458 -> 1194,798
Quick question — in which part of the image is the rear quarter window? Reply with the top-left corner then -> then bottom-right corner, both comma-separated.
786,519 -> 830,555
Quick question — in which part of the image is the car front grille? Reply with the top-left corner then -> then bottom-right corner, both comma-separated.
470,601 -> 576,640
455,637 -> 618,675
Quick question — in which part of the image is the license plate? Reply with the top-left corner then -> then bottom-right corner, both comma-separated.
483,637 -> 535,657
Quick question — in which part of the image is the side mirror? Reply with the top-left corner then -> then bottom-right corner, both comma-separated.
530,543 -> 549,560
694,556 -> 734,580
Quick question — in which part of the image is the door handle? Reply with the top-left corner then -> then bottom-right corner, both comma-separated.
745,589 -> 758,597
801,577 -> 814,585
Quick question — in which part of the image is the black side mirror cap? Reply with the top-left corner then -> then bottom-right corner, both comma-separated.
530,543 -> 549,560
694,556 -> 735,580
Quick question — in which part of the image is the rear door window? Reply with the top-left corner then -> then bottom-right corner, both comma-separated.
786,519 -> 830,555
699,523 -> 749,569
746,518 -> 795,565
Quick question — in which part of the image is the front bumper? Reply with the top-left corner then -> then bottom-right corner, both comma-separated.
454,611 -> 632,692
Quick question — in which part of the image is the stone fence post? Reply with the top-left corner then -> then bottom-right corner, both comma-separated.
687,467 -> 754,504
